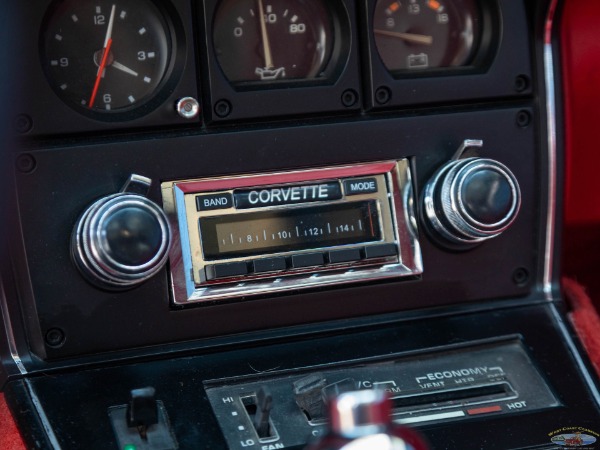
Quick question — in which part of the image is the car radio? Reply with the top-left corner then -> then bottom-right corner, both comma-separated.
161,160 -> 423,304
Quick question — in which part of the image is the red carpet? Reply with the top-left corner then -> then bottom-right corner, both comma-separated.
564,279 -> 600,376
0,392 -> 24,450
562,224 -> 600,313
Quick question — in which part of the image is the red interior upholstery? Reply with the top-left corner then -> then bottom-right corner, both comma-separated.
561,1 -> 600,314
561,1 -> 600,226
1,2 -> 599,448
0,392 -> 23,450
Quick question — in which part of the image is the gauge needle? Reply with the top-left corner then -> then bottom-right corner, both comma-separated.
89,4 -> 116,107
257,0 -> 274,69
112,61 -> 139,77
89,39 -> 113,107
374,29 -> 433,45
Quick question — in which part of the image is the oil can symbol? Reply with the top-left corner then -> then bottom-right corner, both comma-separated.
551,431 -> 597,447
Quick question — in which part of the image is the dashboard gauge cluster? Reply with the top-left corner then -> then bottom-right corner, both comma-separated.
17,0 -> 531,135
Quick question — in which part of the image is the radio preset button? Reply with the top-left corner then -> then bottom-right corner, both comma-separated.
253,257 -> 287,273
196,193 -> 234,211
364,243 -> 398,259
343,178 -> 378,195
328,248 -> 362,264
206,262 -> 248,280
291,253 -> 325,268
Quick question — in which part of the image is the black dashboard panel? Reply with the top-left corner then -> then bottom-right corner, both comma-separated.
2,0 -> 600,449
15,108 -> 536,359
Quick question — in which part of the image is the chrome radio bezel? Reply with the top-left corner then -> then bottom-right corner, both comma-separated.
161,160 -> 422,304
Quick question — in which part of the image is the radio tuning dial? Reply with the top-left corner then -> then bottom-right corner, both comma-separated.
423,140 -> 521,248
71,174 -> 171,290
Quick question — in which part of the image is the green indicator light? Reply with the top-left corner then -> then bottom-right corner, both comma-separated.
123,445 -> 137,450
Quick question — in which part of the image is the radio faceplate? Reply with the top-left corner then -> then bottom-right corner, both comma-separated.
161,160 -> 422,304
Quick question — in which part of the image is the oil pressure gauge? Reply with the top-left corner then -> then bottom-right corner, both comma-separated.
373,0 -> 482,73
41,0 -> 175,117
213,0 -> 338,85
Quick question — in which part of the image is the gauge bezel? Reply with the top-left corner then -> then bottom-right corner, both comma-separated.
39,0 -> 187,122
201,0 -> 361,123
363,0 -> 532,109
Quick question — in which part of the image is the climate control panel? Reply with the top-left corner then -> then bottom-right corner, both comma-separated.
205,339 -> 558,449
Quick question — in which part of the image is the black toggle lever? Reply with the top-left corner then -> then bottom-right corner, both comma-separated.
293,373 -> 327,421
253,386 -> 273,439
126,387 -> 158,440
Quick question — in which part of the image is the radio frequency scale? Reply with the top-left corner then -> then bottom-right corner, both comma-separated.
161,160 -> 423,304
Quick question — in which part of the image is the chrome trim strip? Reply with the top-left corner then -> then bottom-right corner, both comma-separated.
395,410 -> 465,425
0,282 -> 26,375
182,263 -> 418,303
24,379 -> 62,449
543,0 -> 559,300
174,184 -> 197,298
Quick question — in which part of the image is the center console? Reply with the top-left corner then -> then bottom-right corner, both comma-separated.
1,0 -> 599,448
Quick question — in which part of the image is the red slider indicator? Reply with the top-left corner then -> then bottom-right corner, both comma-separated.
466,405 -> 502,416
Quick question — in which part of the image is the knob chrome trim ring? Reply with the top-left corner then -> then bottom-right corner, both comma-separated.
424,157 -> 521,245
424,161 -> 483,244
72,193 -> 171,289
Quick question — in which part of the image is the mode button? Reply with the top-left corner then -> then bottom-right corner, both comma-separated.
343,178 -> 378,195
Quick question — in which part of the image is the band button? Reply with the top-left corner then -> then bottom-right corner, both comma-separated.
343,178 -> 378,195
291,253 -> 325,268
328,248 -> 362,264
196,192 -> 234,211
205,262 -> 248,280
364,243 -> 398,259
253,257 -> 287,273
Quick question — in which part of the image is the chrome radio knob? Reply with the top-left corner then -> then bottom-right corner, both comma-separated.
329,389 -> 391,438
423,140 -> 521,247
71,174 -> 171,290
306,390 -> 429,450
